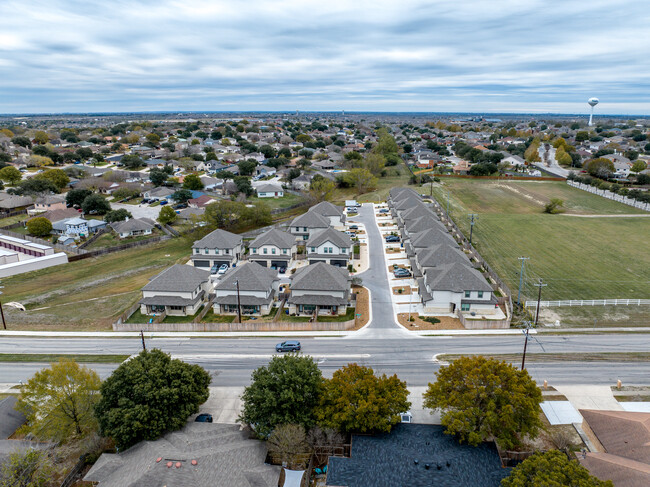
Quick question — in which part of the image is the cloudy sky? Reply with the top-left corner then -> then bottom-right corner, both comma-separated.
1,0 -> 649,114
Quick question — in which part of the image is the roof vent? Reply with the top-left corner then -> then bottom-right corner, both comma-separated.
413,459 -> 419,465
424,464 -> 430,470
156,457 -> 162,463
191,460 -> 197,466
175,462 -> 182,469
437,463 -> 442,470
166,462 -> 173,468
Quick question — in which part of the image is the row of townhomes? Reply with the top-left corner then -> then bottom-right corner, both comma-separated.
138,201 -> 355,319
387,187 -> 507,325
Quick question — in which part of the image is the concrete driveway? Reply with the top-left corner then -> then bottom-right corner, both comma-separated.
111,202 -> 162,219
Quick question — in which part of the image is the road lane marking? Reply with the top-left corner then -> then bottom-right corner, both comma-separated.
173,353 -> 371,360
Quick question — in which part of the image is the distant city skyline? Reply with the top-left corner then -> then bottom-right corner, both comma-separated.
1,0 -> 649,115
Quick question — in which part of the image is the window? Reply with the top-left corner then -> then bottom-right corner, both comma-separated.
461,303 -> 470,311
282,248 -> 287,254
328,247 -> 333,253
215,248 -> 220,254
252,248 -> 257,253
170,305 -> 184,311
194,248 -> 199,254
271,248 -> 276,254
204,248 -> 209,254
303,227 -> 307,232
295,227 -> 299,232
478,291 -> 484,298
311,247 -> 316,252
464,291 -> 471,298
263,248 -> 268,254
342,248 -> 347,253
225,249 -> 230,254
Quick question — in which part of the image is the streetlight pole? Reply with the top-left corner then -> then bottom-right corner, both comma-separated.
521,324 -> 530,370
533,278 -> 547,328
468,214 -> 478,246
236,280 -> 242,324
517,257 -> 529,306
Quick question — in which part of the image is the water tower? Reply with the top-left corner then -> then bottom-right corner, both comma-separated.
588,98 -> 599,126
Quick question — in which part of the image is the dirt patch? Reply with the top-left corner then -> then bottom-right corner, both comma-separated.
386,247 -> 402,254
392,286 -> 413,296
351,285 -> 370,330
397,313 -> 464,330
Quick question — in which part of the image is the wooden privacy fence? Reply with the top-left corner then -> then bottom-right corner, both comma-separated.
113,319 -> 356,332
525,298 -> 650,308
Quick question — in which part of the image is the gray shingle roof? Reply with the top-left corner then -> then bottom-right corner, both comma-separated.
288,294 -> 348,306
111,218 -> 155,234
0,397 -> 25,439
215,291 -> 275,306
249,229 -> 295,249
306,227 -> 352,248
193,229 -> 242,249
216,262 -> 278,292
256,183 -> 283,193
424,262 -> 492,292
404,215 -> 445,235
290,211 -> 330,229
415,244 -> 468,269
400,204 -> 436,222
392,194 -> 422,211
140,291 -> 205,307
410,228 -> 456,248
326,424 -> 508,487
290,262 -> 350,292
142,264 -> 209,293
85,423 -> 280,487
308,201 -> 343,217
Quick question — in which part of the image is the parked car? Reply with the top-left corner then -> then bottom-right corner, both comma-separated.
141,198 -> 150,204
393,268 -> 411,278
349,225 -> 359,230
345,231 -> 355,236
385,235 -> 400,243
278,266 -> 286,274
379,208 -> 389,213
195,413 -> 213,423
210,264 -> 219,274
217,264 -> 229,275
173,203 -> 187,209
276,340 -> 301,352
159,200 -> 168,205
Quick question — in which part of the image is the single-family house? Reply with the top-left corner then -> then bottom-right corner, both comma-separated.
0,194 -> 33,211
247,152 -> 266,163
305,227 -> 352,267
139,264 -> 210,316
501,154 -> 525,167
291,174 -> 312,190
256,183 -> 284,198
289,211 -> 330,241
188,194 -> 216,208
190,229 -> 243,269
29,194 -> 66,215
144,186 -> 175,201
213,262 -> 279,316
110,218 -> 156,239
255,165 -> 276,177
248,229 -> 296,268
308,201 -> 345,227
51,217 -> 107,237
178,207 -> 205,223
287,262 -> 351,316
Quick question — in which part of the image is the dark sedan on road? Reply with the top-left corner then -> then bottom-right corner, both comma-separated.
276,340 -> 301,352
195,413 -> 213,423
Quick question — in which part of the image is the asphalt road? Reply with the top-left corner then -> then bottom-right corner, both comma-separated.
2,334 -> 650,387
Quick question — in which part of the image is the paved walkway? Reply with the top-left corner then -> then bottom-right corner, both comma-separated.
554,385 -> 623,411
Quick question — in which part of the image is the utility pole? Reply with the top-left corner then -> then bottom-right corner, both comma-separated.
521,323 -> 530,370
140,330 -> 146,351
517,257 -> 529,306
236,280 -> 242,324
533,278 -> 547,327
0,285 -> 6,330
468,214 -> 478,246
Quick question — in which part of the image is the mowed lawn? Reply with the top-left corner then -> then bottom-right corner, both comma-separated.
2,235 -> 197,330
430,179 -> 650,301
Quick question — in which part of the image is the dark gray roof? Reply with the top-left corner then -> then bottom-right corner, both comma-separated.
410,228 -> 456,248
392,194 -> 422,211
193,229 -> 242,249
404,216 -> 445,235
462,296 -> 498,305
290,262 -> 350,292
326,424 -> 508,487
215,291 -> 275,306
140,291 -> 205,307
256,183 -> 283,193
85,423 -> 280,487
0,397 -> 25,439
290,211 -> 330,229
415,244 -> 469,269
306,227 -> 352,248
308,201 -> 343,217
142,264 -> 209,293
190,253 -> 235,262
424,262 -> 493,293
249,229 -> 295,249
389,187 -> 419,201
399,204 -> 436,222
111,218 -> 155,233
288,294 -> 348,306
216,262 -> 278,292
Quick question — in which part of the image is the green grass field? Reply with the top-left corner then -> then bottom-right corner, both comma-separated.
248,191 -> 305,209
430,179 -> 650,302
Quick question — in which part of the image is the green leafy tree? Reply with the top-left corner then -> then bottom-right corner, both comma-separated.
501,450 -> 613,487
95,349 -> 210,450
423,356 -> 542,449
120,154 -> 144,170
308,176 -> 336,203
0,449 -> 52,487
104,208 -> 132,223
182,173 -> 204,190
18,178 -> 57,195
171,188 -> 193,203
204,200 -> 244,230
81,193 -> 111,215
347,168 -> 377,195
583,158 -> 615,178
242,202 -> 272,227
158,205 -> 177,225
66,188 -> 92,207
316,363 -> 410,434
145,133 -> 161,146
16,359 -> 101,441
0,165 -> 22,185
544,198 -> 564,214
365,153 -> 386,176
234,175 -> 253,196
266,424 -> 311,469
374,128 -> 399,155
112,187 -> 141,201
239,354 -> 323,438
76,147 -> 94,160
631,160 -> 647,173
11,135 -> 32,148
555,146 -> 573,166
149,168 -> 168,186
524,140 -> 541,163
575,131 -> 589,142
238,159 -> 258,176
35,168 -> 69,191
26,217 -> 52,237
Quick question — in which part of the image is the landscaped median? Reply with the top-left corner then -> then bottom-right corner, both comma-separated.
437,352 -> 650,363
0,353 -> 130,363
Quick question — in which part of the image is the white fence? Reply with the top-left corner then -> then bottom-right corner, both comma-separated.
524,299 -> 650,309
567,181 -> 650,212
